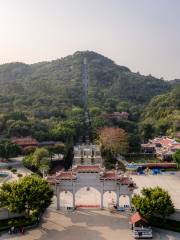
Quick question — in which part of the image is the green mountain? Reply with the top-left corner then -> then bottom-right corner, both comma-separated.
0,51 -> 178,142
140,86 -> 180,140
0,51 -> 173,113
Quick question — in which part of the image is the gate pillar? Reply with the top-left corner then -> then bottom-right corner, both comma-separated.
73,181 -> 76,209
56,185 -> 60,210
116,185 -> 120,208
100,181 -> 104,209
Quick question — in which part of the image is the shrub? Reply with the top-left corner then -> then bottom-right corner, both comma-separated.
11,168 -> 17,173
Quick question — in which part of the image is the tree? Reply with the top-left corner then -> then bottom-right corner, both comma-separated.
140,123 -> 155,142
23,146 -> 36,155
51,124 -> 76,141
7,120 -> 31,137
46,143 -> 66,160
132,187 -> 174,220
23,148 -> 50,174
128,134 -> 141,153
99,127 -> 128,155
0,175 -> 53,217
23,154 -> 34,169
39,157 -> 51,177
32,148 -> 50,168
53,143 -> 66,155
0,140 -> 21,161
173,150 -> 180,168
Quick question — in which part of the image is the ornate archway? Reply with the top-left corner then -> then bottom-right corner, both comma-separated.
48,165 -> 135,210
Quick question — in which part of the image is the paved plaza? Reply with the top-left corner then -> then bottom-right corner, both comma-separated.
132,172 -> 180,209
1,209 -> 180,240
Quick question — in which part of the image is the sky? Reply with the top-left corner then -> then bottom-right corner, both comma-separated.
0,0 -> 179,80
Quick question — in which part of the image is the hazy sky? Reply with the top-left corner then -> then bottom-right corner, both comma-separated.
0,0 -> 179,80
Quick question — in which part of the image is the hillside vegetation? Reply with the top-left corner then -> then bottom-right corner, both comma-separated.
140,86 -> 180,140
0,51 -> 178,146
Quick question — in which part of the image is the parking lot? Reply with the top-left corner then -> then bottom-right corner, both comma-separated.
132,172 -> 180,209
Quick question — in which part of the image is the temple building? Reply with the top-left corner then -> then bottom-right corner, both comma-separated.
12,136 -> 39,148
141,136 -> 180,160
73,144 -> 102,165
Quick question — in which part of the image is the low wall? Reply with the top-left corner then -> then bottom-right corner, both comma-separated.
0,161 -> 22,169
0,208 -> 23,220
167,209 -> 180,221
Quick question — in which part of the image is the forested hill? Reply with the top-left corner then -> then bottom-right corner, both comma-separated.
0,51 -> 175,114
0,51 -> 178,142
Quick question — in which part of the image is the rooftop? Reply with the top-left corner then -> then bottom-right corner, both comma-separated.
131,212 -> 148,224
73,165 -> 101,173
47,165 -> 135,185
12,136 -> 39,146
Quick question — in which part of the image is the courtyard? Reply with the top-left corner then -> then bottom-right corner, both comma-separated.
1,209 -> 180,240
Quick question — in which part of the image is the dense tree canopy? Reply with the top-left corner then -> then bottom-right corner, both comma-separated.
0,175 -> 53,217
141,86 -> 180,140
0,51 -> 178,150
132,187 -> 175,220
0,140 -> 21,161
23,147 -> 50,175
99,127 -> 128,155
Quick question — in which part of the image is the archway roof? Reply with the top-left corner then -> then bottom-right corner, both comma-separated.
47,164 -> 135,186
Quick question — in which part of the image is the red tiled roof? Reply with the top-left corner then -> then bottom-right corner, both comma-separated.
145,162 -> 177,168
131,212 -> 148,224
75,165 -> 101,172
12,137 -> 38,146
171,144 -> 180,150
101,171 -> 119,180
47,165 -> 135,185
159,139 -> 173,146
56,171 -> 76,180
48,171 -> 76,181
152,137 -> 176,148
